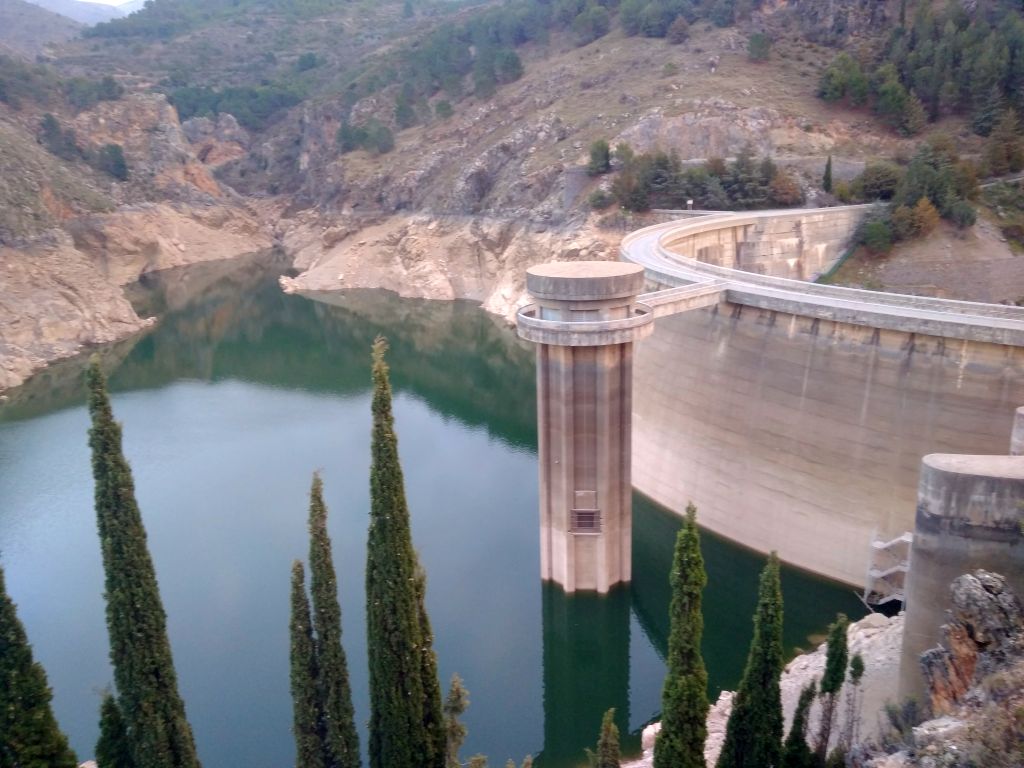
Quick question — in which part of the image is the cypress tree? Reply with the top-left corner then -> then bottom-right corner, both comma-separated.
823,155 -> 833,193
365,337 -> 444,768
290,560 -> 326,768
86,359 -> 200,768
715,553 -> 784,768
0,562 -> 77,768
443,674 -> 469,768
781,683 -> 815,768
588,708 -> 621,768
308,474 -> 360,768
96,692 -> 135,768
654,504 -> 708,768
814,615 -> 849,761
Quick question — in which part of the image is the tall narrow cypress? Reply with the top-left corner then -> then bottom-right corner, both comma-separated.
0,562 -> 78,768
815,614 -> 849,760
715,552 -> 784,768
86,360 -> 200,768
654,504 -> 708,768
365,337 -> 444,768
308,474 -> 360,768
96,692 -> 135,768
290,560 -> 326,768
781,683 -> 815,768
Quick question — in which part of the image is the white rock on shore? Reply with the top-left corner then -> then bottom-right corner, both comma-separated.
626,613 -> 905,768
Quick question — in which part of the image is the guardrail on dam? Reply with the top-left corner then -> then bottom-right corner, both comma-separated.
621,207 -> 1024,589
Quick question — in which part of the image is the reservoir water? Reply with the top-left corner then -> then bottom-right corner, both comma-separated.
0,254 -> 863,768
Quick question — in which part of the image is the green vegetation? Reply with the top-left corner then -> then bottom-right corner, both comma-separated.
653,504 -> 708,768
96,692 -> 136,768
366,337 -> 445,768
169,85 -> 301,131
609,142 -> 803,211
337,119 -> 395,155
819,1 -> 1024,136
781,683 -> 815,768
814,614 -> 849,761
86,360 -> 201,768
747,32 -> 771,62
841,137 -> 979,254
588,139 -> 612,175
39,115 -> 130,181
96,144 -> 130,181
587,708 -> 621,768
823,155 -> 833,193
0,55 -> 62,109
65,76 -> 124,111
290,560 -> 326,768
0,562 -> 78,768
715,553 -> 784,768
308,474 -> 360,768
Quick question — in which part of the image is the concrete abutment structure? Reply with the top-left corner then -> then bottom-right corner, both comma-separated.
518,262 -> 653,593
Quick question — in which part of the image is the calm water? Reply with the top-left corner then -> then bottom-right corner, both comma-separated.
0,254 -> 863,768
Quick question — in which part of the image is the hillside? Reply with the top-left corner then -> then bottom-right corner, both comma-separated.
0,0 -> 80,57
4,0 -> 1024,390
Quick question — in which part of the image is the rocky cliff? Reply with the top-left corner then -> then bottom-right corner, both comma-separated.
0,93 -> 272,391
861,571 -> 1024,768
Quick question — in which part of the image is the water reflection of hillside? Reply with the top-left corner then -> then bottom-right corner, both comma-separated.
1,254 -> 538,450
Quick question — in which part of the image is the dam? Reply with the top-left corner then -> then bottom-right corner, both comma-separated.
521,206 -> 1024,592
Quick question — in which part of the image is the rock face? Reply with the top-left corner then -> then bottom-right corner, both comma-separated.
0,235 -> 151,391
860,572 -> 1024,768
920,570 -> 1024,716
0,93 -> 272,392
279,212 -> 620,322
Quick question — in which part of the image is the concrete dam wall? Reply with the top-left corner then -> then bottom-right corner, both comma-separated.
623,208 -> 1024,587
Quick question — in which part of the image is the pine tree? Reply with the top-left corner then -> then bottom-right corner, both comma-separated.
0,562 -> 77,768
96,692 -> 135,768
715,553 -> 784,768
814,614 -> 849,761
443,674 -> 469,768
654,504 -> 708,768
823,155 -> 833,193
781,683 -> 815,768
587,708 -> 621,768
308,474 -> 360,768
290,560 -> 326,768
365,337 -> 444,768
86,359 -> 200,768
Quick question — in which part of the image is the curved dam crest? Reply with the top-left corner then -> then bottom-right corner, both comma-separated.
622,207 -> 1024,587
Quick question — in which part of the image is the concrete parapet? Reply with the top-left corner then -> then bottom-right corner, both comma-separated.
898,452 -> 1024,702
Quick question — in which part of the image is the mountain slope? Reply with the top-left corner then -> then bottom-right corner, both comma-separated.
0,0 -> 80,56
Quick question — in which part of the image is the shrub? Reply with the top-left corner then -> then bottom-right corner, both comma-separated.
912,197 -> 940,236
588,189 -> 614,209
747,32 -> 770,62
296,52 -> 318,72
434,100 -> 453,119
667,16 -> 689,44
890,205 -> 916,240
587,139 -> 611,175
949,201 -> 976,229
95,144 -> 129,180
861,220 -> 893,254
856,162 -> 902,201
